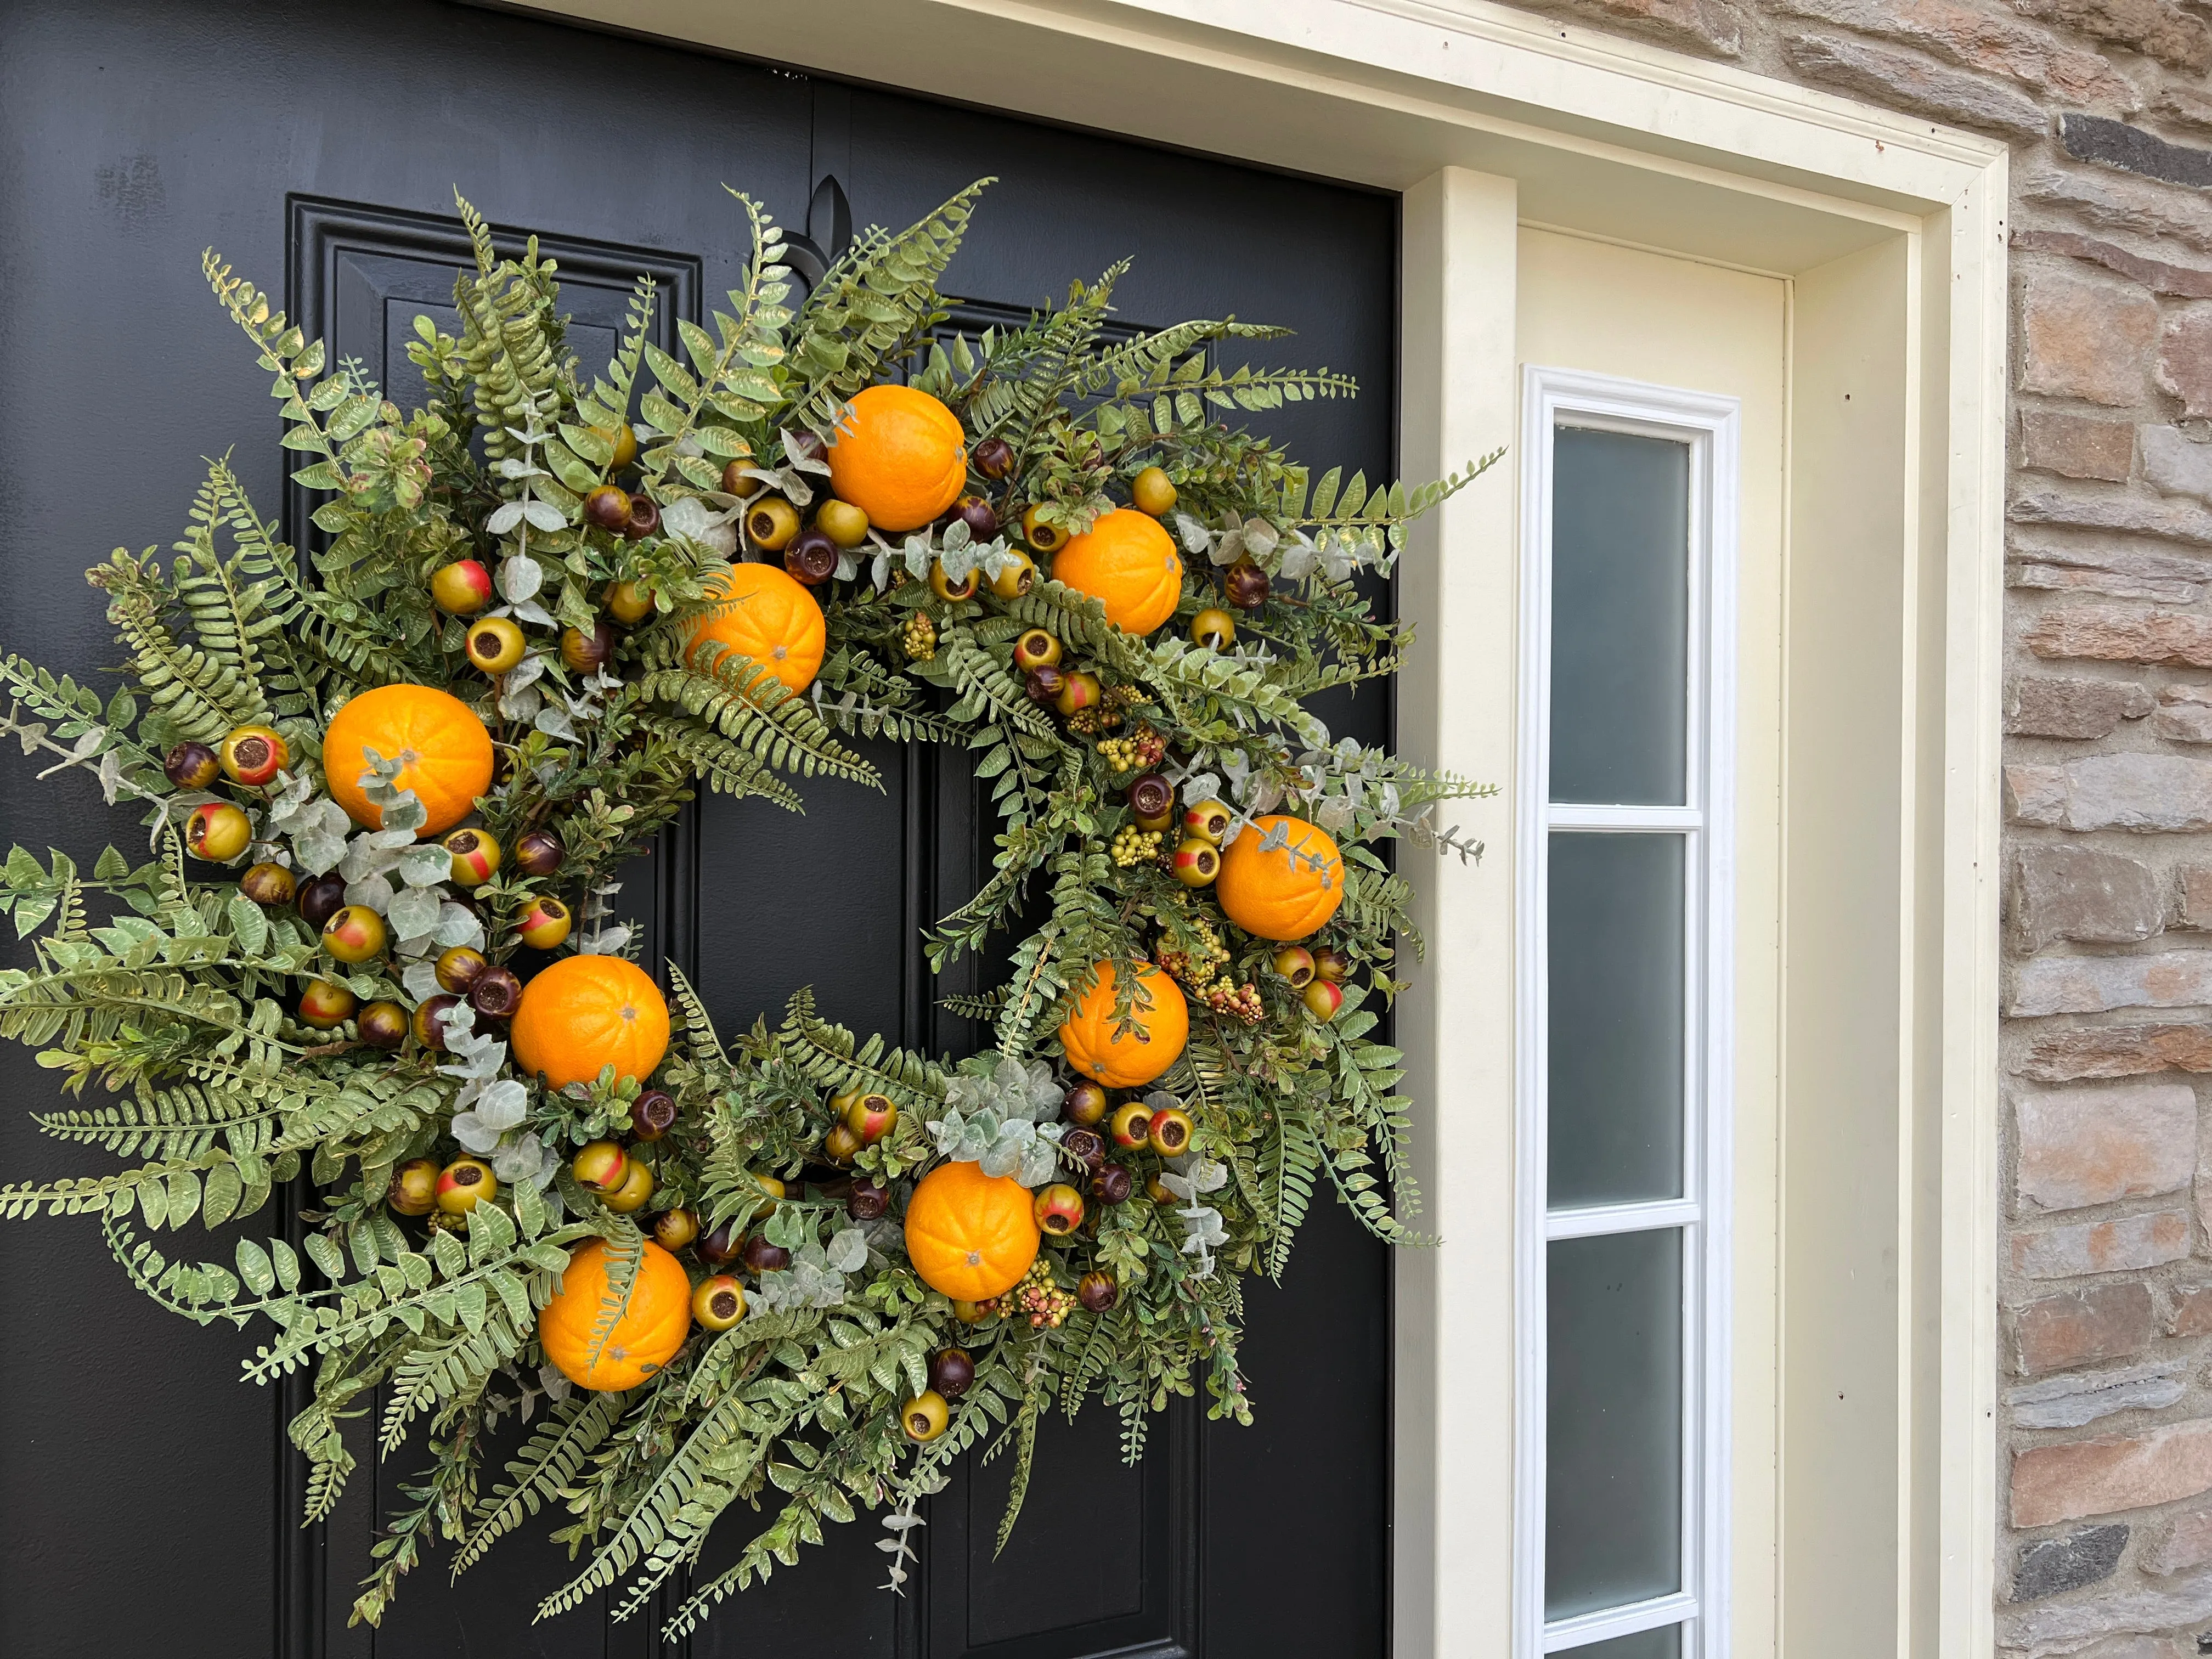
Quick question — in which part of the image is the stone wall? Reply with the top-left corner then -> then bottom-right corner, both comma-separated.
1494,0 -> 2212,1651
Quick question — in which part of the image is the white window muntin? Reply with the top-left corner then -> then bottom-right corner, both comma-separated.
1513,366 -> 1740,1659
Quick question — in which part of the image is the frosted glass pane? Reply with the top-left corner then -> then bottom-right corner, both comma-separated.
1548,832 -> 1686,1206
1561,1624 -> 1683,1659
1550,426 -> 1689,805
1546,1229 -> 1684,1620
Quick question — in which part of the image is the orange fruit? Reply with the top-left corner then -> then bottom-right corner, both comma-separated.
1058,960 -> 1189,1089
903,1160 -> 1041,1301
1048,507 -> 1183,635
509,955 -> 670,1092
538,1239 -> 693,1390
321,684 -> 493,838
1216,815 -> 1345,941
824,385 -> 968,533
686,561 -> 826,694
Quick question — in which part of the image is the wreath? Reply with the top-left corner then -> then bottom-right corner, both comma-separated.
0,180 -> 1497,1635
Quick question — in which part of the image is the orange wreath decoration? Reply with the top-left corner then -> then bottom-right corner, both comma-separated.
320,684 -> 493,838
686,561 -> 827,693
1216,814 -> 1345,941
902,1160 -> 1042,1301
1048,507 -> 1184,635
1057,959 -> 1189,1088
538,1239 -> 693,1390
509,955 -> 672,1092
825,384 -> 968,533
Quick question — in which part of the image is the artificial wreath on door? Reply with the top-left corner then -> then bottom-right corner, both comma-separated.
0,180 -> 1495,1635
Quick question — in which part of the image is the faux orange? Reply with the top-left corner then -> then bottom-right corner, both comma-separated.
538,1239 -> 693,1390
1048,508 -> 1184,635
321,684 -> 493,838
686,561 -> 826,694
903,1160 -> 1041,1301
825,385 -> 968,534
510,955 -> 671,1092
1057,960 -> 1190,1089
1216,814 -> 1345,941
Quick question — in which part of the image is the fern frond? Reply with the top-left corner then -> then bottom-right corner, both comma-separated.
87,549 -> 269,741
785,180 -> 991,435
640,190 -> 792,490
454,1389 -> 627,1576
637,648 -> 881,789
776,986 -> 949,1110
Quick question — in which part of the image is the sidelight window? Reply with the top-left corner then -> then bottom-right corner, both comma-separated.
1515,369 -> 1740,1659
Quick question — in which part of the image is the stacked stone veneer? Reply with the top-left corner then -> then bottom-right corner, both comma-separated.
1486,0 -> 2212,1651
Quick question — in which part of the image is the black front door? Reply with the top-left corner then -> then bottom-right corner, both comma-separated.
0,4 -> 1397,1655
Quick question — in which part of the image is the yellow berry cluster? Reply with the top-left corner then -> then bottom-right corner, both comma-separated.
1066,684 -> 1143,737
900,612 -> 937,662
1110,826 -> 1164,867
1008,1258 -> 1078,1329
1158,916 -> 1230,989
1096,722 -> 1168,775
1201,977 -> 1266,1025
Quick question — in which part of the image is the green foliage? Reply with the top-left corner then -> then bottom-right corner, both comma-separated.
785,182 -> 988,435
0,178 -> 1498,1644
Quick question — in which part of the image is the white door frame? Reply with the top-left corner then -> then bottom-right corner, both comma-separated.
503,4 -> 2010,1652
1516,367 -> 1742,1658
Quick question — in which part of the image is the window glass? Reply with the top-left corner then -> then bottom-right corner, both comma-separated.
1547,832 -> 1686,1206
1563,1623 -> 1684,1658
1549,427 -> 1689,805
1545,1228 -> 1685,1620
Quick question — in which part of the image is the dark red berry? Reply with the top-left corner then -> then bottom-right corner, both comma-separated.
1224,557 -> 1270,611
163,741 -> 220,790
1062,1082 -> 1109,1126
1061,1127 -> 1107,1171
972,437 -> 1015,481
928,1347 -> 975,1400
847,1179 -> 890,1222
697,1220 -> 742,1266
466,964 -> 523,1022
953,495 -> 999,539
1090,1163 -> 1133,1205
412,994 -> 462,1053
1024,664 -> 1064,704
357,1001 -> 409,1051
1127,772 -> 1173,823
512,831 -> 562,878
1077,1271 -> 1118,1312
630,1089 -> 678,1142
561,620 -> 616,675
783,527 -> 838,585
583,485 -> 631,531
624,493 -> 661,540
296,873 -> 347,930
742,1234 -> 791,1274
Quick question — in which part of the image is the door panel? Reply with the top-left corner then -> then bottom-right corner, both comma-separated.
0,4 -> 1396,1656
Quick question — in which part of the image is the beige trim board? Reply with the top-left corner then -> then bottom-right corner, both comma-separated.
495,5 -> 2008,1654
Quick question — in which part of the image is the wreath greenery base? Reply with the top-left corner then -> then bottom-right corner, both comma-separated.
0,180 -> 1496,1635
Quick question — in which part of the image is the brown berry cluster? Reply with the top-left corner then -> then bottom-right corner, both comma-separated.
1199,975 -> 1266,1025
1095,722 -> 1167,775
900,612 -> 937,662
1008,1257 -> 1079,1329
1110,826 -> 1164,867
1157,915 -> 1231,990
1065,683 -> 1142,736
